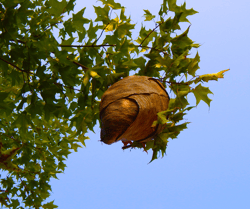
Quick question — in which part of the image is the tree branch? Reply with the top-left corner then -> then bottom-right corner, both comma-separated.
67,58 -> 88,70
139,21 -> 163,47
59,44 -> 168,55
44,21 -> 63,32
59,44 -> 116,48
0,57 -> 33,74
53,82 -> 83,93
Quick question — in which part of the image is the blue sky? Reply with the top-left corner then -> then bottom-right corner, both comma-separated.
48,0 -> 250,208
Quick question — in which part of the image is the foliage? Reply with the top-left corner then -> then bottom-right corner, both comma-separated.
0,0 -> 228,207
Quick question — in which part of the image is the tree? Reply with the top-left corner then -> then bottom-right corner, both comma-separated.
0,0 -> 228,208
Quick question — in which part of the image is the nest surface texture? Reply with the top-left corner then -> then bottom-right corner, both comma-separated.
99,75 -> 170,145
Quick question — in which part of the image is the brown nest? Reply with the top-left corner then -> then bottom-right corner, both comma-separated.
99,75 -> 170,145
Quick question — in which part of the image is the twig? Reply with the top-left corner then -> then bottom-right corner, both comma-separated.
178,74 -> 185,83
70,59 -> 88,70
53,82 -> 69,101
44,21 -> 63,32
10,39 -> 26,44
0,189 -> 8,193
165,80 -> 190,86
187,75 -> 199,83
0,57 -> 33,74
92,22 -> 111,46
136,45 -> 168,55
26,52 -> 34,93
59,44 -> 116,48
122,144 -> 134,149
18,175 -> 32,200
92,8 -> 113,46
60,44 -> 168,55
53,82 -> 83,93
139,21 -> 163,47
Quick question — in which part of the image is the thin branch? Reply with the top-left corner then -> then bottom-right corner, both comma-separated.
27,76 -> 33,93
53,82 -> 69,102
60,44 -> 168,55
165,80 -> 190,85
135,45 -> 168,55
69,59 -> 88,70
92,22 -> 111,46
0,189 -> 8,193
10,39 -> 26,44
44,21 -> 63,32
22,72 -> 26,83
122,144 -> 134,149
59,44 -> 116,48
53,82 -> 83,93
0,133 -> 22,144
178,74 -> 185,83
187,75 -> 199,83
27,52 -> 33,93
164,61 -> 174,76
92,8 -> 113,46
18,175 -> 31,197
0,57 -> 33,74
93,47 -> 103,58
17,39 -> 26,44
139,21 -> 163,47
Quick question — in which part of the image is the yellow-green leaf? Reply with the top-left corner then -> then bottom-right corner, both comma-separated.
194,69 -> 230,83
143,9 -> 156,21
90,70 -> 100,78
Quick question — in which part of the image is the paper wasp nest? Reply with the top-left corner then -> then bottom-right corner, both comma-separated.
99,75 -> 170,145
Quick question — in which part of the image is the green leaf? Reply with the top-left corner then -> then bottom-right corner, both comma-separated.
171,26 -> 193,56
99,0 -> 122,9
71,143 -> 82,152
115,22 -> 135,38
47,0 -> 68,17
87,20 -> 99,40
61,37 -> 76,45
65,0 -> 76,15
168,0 -> 177,11
12,112 -> 31,134
78,135 -> 89,147
42,201 -> 58,209
149,135 -> 168,163
9,199 -> 20,208
143,10 -> 156,21
193,84 -> 213,106
0,92 -> 9,101
156,110 -> 169,125
105,72 -> 125,86
188,52 -> 200,76
145,140 -> 154,151
94,5 -> 110,24
72,7 -> 90,33
0,147 -> 21,163
179,2 -> 198,23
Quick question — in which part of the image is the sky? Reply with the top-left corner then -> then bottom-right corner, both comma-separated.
48,0 -> 250,208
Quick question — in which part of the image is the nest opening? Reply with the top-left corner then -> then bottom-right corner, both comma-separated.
100,98 -> 139,144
